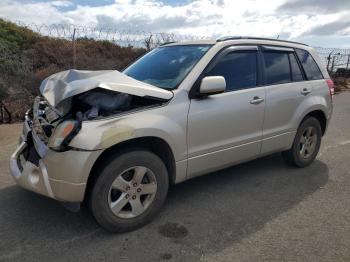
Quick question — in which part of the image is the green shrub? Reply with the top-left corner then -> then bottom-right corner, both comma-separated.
0,19 -> 146,121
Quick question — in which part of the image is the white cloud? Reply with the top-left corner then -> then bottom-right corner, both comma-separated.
0,0 -> 73,24
51,1 -> 73,8
0,0 -> 349,47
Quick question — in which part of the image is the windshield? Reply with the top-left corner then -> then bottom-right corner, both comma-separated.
123,45 -> 211,89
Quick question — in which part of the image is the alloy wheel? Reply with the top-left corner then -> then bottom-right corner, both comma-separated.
108,166 -> 157,219
299,126 -> 318,159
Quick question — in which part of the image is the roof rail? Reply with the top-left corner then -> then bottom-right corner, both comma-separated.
216,36 -> 308,46
160,41 -> 177,46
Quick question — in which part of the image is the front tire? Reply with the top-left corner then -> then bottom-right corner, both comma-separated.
90,149 -> 169,232
282,117 -> 322,168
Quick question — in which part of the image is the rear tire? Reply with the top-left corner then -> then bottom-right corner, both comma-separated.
89,149 -> 169,232
282,117 -> 322,168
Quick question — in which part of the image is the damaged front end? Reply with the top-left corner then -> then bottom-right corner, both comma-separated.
10,69 -> 173,202
33,69 -> 173,152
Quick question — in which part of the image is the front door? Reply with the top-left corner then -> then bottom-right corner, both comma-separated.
187,46 -> 266,177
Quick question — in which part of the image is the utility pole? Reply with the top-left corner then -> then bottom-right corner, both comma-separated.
72,27 -> 76,69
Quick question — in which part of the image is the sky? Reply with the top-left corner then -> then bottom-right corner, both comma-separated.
0,0 -> 349,48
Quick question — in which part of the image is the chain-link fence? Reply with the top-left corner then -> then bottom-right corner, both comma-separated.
1,20 -> 350,122
314,47 -> 350,76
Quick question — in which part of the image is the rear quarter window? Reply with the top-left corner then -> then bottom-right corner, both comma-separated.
295,49 -> 323,80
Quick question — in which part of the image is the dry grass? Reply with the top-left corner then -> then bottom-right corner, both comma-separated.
333,77 -> 350,92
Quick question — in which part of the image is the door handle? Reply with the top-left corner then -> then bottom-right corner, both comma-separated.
301,88 -> 311,95
250,96 -> 264,105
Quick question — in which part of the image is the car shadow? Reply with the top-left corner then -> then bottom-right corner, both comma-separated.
0,153 -> 329,261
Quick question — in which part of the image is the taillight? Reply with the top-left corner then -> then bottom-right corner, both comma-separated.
326,79 -> 334,103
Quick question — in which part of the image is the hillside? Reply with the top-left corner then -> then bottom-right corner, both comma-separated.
0,19 -> 146,121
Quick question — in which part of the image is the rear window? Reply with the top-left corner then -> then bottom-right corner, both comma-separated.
295,49 -> 323,80
263,52 -> 291,85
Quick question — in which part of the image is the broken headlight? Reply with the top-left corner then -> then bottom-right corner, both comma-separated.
48,113 -> 82,151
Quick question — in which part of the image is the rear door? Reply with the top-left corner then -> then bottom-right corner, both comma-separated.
260,46 -> 310,154
295,48 -> 328,101
187,46 -> 266,177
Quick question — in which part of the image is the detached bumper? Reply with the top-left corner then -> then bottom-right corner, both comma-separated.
10,120 -> 102,202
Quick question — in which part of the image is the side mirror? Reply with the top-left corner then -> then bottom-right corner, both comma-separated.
199,76 -> 226,95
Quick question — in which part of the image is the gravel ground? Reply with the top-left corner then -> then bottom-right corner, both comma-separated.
0,92 -> 350,262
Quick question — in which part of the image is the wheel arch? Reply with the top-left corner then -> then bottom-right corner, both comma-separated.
300,109 -> 327,135
84,136 -> 176,201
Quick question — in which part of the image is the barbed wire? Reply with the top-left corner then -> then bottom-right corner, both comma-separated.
314,46 -> 350,55
7,21 -> 350,72
16,21 -> 208,48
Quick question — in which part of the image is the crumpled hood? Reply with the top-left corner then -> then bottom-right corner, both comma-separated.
40,69 -> 173,107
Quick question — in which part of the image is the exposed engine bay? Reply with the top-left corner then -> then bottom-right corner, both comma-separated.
78,89 -> 132,120
31,89 -> 167,149
72,88 -> 164,120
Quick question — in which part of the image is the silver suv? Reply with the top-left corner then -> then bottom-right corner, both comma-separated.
10,37 -> 334,232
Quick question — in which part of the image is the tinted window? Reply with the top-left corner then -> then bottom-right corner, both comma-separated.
206,51 -> 257,91
295,49 -> 323,80
263,52 -> 291,85
289,53 -> 304,81
123,45 -> 211,89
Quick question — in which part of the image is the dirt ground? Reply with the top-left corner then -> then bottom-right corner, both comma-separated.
0,123 -> 21,188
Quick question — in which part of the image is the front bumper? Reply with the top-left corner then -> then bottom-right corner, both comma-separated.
10,118 -> 102,202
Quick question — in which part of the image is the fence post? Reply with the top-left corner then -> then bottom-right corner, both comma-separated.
72,27 -> 76,69
345,54 -> 350,83
327,51 -> 333,73
0,102 -> 3,123
330,56 -> 336,74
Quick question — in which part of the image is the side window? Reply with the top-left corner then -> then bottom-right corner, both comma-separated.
295,49 -> 323,80
289,53 -> 304,81
206,51 -> 257,91
263,51 -> 291,85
